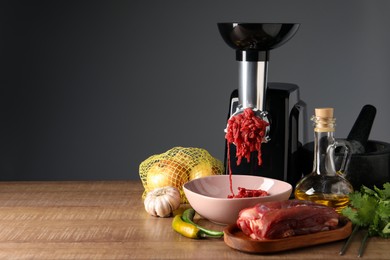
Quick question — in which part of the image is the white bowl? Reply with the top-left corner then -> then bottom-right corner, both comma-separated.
183,175 -> 292,225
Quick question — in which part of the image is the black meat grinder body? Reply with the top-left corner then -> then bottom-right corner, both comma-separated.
218,23 -> 305,188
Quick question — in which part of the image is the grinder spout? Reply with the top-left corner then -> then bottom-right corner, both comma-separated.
238,54 -> 268,112
237,51 -> 270,142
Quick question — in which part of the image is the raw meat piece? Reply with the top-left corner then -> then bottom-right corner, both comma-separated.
237,200 -> 340,240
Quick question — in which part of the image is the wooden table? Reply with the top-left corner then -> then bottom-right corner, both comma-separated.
0,181 -> 387,259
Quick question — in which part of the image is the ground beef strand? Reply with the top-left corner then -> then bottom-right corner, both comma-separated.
225,108 -> 269,198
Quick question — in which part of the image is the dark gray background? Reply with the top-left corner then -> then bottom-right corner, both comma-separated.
1,0 -> 389,181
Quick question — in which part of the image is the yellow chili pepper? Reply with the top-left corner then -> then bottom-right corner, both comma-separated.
172,214 -> 202,239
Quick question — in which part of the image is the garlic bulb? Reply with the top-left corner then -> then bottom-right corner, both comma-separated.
144,186 -> 181,217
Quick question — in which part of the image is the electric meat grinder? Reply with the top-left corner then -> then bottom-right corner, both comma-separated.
218,23 -> 305,187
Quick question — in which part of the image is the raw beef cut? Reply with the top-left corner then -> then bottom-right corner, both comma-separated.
237,200 -> 340,240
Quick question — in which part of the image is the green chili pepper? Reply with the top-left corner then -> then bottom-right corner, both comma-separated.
181,208 -> 224,238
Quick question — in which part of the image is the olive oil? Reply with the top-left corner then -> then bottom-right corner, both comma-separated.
294,108 -> 353,213
294,189 -> 350,213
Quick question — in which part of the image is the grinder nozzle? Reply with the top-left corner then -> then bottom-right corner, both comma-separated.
225,106 -> 271,144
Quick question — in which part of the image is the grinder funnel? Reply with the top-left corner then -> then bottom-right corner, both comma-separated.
217,23 -> 299,114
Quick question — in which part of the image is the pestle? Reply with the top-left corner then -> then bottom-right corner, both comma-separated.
346,104 -> 377,154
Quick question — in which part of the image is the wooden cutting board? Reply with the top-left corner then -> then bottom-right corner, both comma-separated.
223,219 -> 352,253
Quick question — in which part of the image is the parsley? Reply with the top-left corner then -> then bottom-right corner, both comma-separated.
341,182 -> 390,238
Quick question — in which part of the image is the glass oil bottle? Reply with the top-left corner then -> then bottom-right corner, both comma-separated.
294,108 -> 354,213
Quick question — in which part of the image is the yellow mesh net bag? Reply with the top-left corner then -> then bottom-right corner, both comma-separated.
139,147 -> 224,203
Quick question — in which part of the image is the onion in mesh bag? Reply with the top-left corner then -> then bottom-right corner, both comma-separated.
146,159 -> 189,191
139,147 -> 224,203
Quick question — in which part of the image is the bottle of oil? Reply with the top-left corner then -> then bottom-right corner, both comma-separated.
295,108 -> 354,213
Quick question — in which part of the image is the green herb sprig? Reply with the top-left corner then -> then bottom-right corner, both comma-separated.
341,182 -> 390,238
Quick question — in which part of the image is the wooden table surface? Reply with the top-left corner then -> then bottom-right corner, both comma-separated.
0,180 -> 387,260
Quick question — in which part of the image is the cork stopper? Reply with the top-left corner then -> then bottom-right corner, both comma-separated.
313,107 -> 335,132
315,108 -> 334,118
